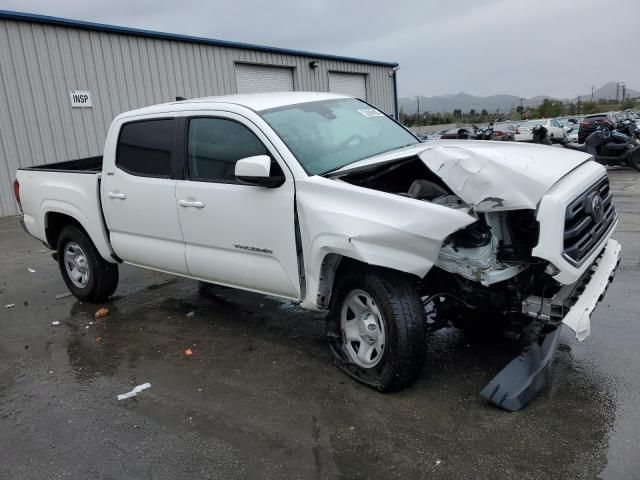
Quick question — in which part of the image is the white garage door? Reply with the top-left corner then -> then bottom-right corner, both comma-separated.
328,72 -> 367,99
235,64 -> 294,94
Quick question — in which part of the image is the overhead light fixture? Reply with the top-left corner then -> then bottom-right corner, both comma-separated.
309,60 -> 319,69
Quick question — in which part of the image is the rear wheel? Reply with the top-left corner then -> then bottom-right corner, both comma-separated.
327,266 -> 426,391
57,225 -> 118,302
629,150 -> 640,172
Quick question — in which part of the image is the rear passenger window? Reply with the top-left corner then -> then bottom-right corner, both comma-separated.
116,119 -> 175,177
187,118 -> 280,183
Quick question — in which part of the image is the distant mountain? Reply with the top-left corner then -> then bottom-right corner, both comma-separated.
399,92 -> 554,116
400,82 -> 639,115
572,82 -> 640,102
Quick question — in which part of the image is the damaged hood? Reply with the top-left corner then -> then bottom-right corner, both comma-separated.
330,140 -> 594,212
418,140 -> 593,211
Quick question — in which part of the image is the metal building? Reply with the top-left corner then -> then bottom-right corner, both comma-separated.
0,10 -> 399,216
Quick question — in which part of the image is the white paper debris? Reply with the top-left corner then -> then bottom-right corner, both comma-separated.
117,383 -> 152,400
51,321 -> 61,326
4,303 -> 15,308
55,292 -> 72,299
27,268 -> 36,273
186,311 -> 194,317
38,249 -> 47,253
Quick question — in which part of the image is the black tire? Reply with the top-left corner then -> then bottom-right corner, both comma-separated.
56,225 -> 119,302
629,150 -> 640,172
327,266 -> 426,392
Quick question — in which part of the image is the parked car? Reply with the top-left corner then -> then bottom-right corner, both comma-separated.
14,92 -> 621,411
490,122 -> 516,141
567,126 -> 580,143
578,112 -> 623,144
515,119 -> 567,142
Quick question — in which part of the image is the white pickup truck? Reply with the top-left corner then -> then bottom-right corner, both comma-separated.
14,92 -> 621,410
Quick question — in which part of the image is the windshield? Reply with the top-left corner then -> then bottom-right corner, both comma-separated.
260,98 -> 418,175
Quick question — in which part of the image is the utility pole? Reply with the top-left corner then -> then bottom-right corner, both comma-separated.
621,82 -> 627,102
520,98 -> 524,120
577,96 -> 581,115
591,85 -> 595,103
616,82 -> 620,103
416,96 -> 420,124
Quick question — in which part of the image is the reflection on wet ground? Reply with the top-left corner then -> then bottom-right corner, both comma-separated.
1,168 -> 639,478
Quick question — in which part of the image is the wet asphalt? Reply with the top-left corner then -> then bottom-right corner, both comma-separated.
1,168 -> 639,479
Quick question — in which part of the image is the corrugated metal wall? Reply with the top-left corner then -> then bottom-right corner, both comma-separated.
0,18 -> 396,216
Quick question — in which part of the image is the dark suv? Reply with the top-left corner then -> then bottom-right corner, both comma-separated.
578,112 -> 623,143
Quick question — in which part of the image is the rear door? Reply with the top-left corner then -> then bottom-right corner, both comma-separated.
101,118 -> 188,274
175,112 -> 300,299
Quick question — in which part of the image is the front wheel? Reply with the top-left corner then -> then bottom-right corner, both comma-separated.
327,267 -> 426,391
57,225 -> 119,302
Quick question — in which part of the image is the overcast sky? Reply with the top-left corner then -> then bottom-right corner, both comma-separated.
1,0 -> 638,98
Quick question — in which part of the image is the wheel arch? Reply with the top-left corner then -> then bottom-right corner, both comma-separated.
43,209 -> 117,263
315,251 -> 424,310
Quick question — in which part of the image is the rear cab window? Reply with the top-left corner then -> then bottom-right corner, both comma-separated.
116,119 -> 176,177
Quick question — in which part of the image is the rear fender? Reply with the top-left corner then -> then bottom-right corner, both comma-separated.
41,199 -> 115,263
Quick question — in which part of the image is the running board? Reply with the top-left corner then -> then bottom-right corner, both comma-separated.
480,326 -> 562,412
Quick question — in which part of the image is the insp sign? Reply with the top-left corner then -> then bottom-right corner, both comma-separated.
69,90 -> 92,108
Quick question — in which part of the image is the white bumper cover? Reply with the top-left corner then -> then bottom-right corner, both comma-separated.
562,239 -> 621,341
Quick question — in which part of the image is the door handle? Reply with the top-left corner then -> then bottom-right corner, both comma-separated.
178,199 -> 205,209
107,191 -> 126,200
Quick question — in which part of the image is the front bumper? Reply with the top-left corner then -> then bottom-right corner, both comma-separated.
522,239 -> 621,341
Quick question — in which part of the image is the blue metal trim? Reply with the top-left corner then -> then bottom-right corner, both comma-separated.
0,10 -> 399,68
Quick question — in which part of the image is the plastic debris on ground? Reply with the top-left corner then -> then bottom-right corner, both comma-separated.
27,268 -> 36,273
184,348 -> 193,356
51,321 -> 60,326
117,383 -> 152,401
94,307 -> 109,318
55,292 -> 72,299
4,304 -> 15,308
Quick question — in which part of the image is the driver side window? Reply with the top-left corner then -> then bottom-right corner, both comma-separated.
187,118 -> 282,183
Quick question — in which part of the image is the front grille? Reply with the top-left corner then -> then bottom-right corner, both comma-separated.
563,176 -> 616,264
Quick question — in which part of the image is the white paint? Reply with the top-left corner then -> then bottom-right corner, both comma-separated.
234,155 -> 271,178
17,92 -> 619,331
532,161 -> 611,285
69,90 -> 92,108
562,239 -> 621,341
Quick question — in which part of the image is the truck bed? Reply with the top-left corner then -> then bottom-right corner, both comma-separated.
16,156 -> 115,262
20,156 -> 103,173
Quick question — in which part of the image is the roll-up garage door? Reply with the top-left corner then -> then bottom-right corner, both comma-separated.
328,72 -> 367,99
235,64 -> 294,93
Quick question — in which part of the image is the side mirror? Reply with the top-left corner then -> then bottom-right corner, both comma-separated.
235,155 -> 285,188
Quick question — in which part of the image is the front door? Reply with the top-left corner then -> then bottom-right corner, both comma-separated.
175,113 -> 300,299
101,117 -> 188,275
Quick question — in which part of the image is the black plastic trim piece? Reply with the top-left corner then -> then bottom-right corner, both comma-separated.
480,326 -> 562,412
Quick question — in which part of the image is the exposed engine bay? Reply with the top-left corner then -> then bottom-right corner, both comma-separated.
332,156 -> 564,339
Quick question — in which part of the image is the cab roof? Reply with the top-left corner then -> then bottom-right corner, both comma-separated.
119,92 -> 351,118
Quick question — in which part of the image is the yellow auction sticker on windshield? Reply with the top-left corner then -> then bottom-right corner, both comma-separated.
358,108 -> 384,118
